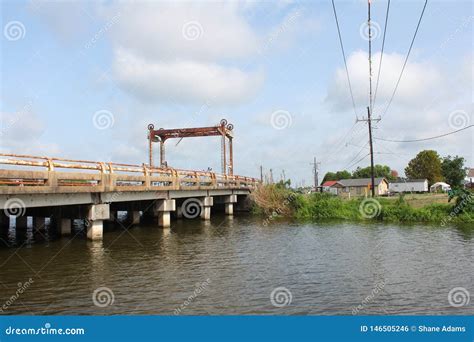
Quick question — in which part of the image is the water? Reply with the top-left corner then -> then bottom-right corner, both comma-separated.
0,215 -> 472,315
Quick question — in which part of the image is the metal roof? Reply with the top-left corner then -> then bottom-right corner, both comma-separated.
338,177 -> 387,187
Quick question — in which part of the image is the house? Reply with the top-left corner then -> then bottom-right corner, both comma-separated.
389,179 -> 428,193
321,180 -> 343,195
337,178 -> 389,197
465,168 -> 474,188
430,182 -> 451,192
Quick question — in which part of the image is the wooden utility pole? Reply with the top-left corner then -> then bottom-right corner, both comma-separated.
356,0 -> 380,197
260,165 -> 263,183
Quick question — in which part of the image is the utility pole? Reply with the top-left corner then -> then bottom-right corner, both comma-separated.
357,0 -> 380,197
310,157 -> 321,189
260,165 -> 263,183
269,169 -> 274,184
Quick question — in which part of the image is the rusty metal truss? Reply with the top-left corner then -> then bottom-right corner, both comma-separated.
148,119 -> 234,175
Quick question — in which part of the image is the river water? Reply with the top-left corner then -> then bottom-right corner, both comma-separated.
0,214 -> 472,315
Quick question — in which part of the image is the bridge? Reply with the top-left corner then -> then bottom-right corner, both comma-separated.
0,151 -> 259,241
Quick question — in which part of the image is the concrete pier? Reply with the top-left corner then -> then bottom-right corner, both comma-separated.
60,218 -> 72,236
33,217 -> 46,232
155,199 -> 175,228
224,195 -> 237,216
16,216 -> 28,230
87,204 -> 110,240
200,197 -> 213,220
131,211 -> 140,225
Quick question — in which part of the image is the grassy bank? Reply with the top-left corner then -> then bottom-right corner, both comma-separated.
251,185 -> 474,224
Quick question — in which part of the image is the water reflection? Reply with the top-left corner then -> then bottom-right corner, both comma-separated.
0,215 -> 472,315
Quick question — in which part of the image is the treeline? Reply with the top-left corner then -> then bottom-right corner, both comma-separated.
323,150 -> 468,188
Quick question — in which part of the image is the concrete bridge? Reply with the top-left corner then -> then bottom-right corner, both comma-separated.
0,153 -> 259,240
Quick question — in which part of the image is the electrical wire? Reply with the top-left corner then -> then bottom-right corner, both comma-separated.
372,0 -> 390,109
381,0 -> 428,119
331,0 -> 358,118
375,125 -> 473,142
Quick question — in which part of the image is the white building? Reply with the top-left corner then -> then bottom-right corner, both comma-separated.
389,179 -> 428,193
430,182 -> 451,192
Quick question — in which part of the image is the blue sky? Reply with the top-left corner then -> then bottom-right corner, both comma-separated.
1,0 -> 472,186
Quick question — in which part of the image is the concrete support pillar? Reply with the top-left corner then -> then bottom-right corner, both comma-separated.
155,199 -> 175,228
0,213 -> 10,228
131,211 -> 140,225
201,206 -> 211,220
15,216 -> 28,230
87,220 -> 103,241
223,195 -> 237,216
224,203 -> 234,215
60,218 -> 72,236
33,217 -> 46,232
200,197 -> 213,220
176,206 -> 183,219
158,212 -> 171,228
87,204 -> 110,240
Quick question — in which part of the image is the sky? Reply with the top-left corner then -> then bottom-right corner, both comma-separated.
1,0 -> 472,186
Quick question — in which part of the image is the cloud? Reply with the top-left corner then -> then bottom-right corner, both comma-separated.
106,2 -> 259,62
113,49 -> 264,105
0,110 -> 60,155
326,50 -> 442,113
99,2 -> 268,105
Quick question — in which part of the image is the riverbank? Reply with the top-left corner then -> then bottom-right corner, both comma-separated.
251,185 -> 474,224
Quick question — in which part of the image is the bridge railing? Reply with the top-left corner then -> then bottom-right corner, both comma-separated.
0,153 -> 260,194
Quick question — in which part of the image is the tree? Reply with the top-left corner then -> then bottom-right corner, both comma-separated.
322,172 -> 337,183
322,170 -> 351,183
405,150 -> 443,186
352,165 -> 395,180
335,170 -> 351,180
441,155 -> 465,188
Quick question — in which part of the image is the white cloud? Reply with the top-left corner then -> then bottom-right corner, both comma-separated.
113,49 -> 264,105
106,2 -> 259,62
326,50 -> 442,113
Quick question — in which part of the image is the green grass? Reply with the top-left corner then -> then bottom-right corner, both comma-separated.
253,185 -> 474,224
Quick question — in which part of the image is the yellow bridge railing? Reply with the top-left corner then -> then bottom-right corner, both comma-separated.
0,153 -> 260,195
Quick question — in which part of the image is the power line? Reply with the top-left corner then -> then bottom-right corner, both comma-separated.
331,0 -> 358,118
375,125 -> 473,142
381,0 -> 428,119
346,153 -> 371,170
372,0 -> 390,109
